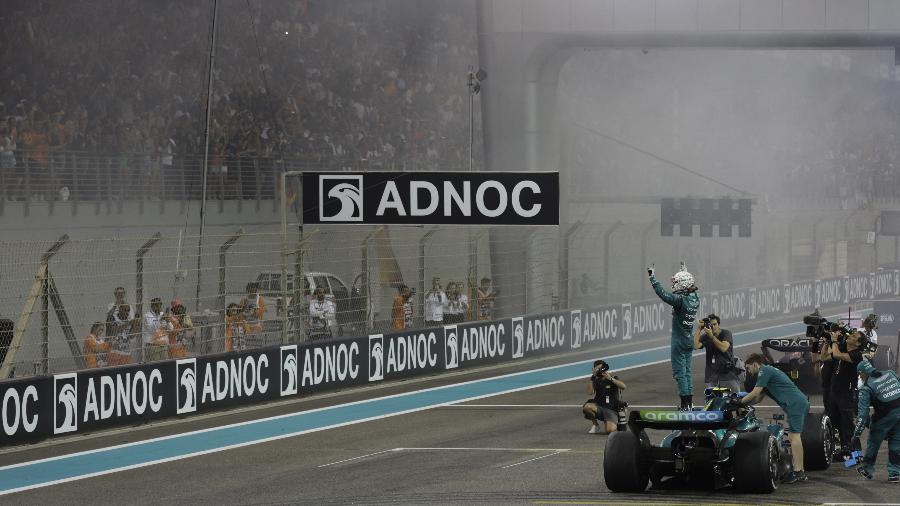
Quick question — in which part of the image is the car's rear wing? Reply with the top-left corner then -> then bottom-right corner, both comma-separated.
628,409 -> 734,431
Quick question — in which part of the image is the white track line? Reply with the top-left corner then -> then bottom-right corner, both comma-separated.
501,450 -> 568,469
317,449 -> 397,468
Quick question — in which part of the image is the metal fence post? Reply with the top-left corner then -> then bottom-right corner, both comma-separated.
419,227 -> 438,324
135,233 -> 163,317
218,229 -> 244,313
559,221 -> 583,311
603,221 -> 623,303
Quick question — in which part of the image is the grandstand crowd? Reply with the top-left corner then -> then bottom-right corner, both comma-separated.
0,0 -> 480,200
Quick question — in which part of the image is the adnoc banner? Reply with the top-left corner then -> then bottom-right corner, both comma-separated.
302,171 -> 560,225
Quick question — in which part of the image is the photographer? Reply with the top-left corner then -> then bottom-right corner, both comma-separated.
816,323 -> 843,418
740,353 -> 809,483
582,359 -> 627,434
648,263 -> 700,410
693,314 -> 741,393
822,328 -> 867,459
853,359 -> 900,482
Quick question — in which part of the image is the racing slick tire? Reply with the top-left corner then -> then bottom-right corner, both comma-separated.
733,431 -> 778,493
603,431 -> 649,492
802,411 -> 835,471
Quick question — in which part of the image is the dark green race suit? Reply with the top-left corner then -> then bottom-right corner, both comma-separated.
854,369 -> 900,478
650,275 -> 700,397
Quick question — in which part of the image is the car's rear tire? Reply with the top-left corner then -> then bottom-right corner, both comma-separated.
802,411 -> 834,471
733,431 -> 778,493
603,431 -> 649,492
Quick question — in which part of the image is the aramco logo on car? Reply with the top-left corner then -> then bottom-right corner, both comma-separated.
639,410 -> 725,422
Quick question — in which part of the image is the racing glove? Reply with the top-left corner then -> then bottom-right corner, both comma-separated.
647,266 -> 655,278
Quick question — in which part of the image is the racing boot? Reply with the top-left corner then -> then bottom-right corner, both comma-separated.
678,395 -> 693,411
785,470 -> 808,483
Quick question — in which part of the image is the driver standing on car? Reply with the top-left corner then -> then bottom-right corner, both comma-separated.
740,353 -> 809,483
693,313 -> 741,393
853,359 -> 900,483
648,263 -> 700,411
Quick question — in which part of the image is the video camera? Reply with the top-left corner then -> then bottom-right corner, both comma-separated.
700,317 -> 711,328
803,310 -> 848,354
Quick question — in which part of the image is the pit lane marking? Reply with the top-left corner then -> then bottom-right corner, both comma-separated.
317,447 -> 571,468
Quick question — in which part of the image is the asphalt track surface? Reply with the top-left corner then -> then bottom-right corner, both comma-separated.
1,313 -> 898,506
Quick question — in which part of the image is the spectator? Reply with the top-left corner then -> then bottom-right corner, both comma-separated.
241,282 -> 267,346
308,286 -> 337,339
83,322 -> 110,369
106,287 -> 134,337
423,277 -> 447,327
108,303 -> 138,366
391,284 -> 413,331
443,281 -> 468,324
475,277 -> 497,321
166,303 -> 191,359
142,297 -> 168,362
225,302 -> 248,352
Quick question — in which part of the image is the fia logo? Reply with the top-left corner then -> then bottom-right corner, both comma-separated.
368,334 -> 384,382
443,325 -> 459,369
570,310 -> 582,349
280,345 -> 298,396
511,317 -> 524,359
319,175 -> 363,222
176,358 -> 197,414
621,303 -> 633,340
53,373 -> 78,435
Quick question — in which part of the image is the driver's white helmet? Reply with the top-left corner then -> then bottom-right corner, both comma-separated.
671,270 -> 695,292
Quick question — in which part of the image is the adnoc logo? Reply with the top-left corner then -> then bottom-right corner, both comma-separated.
368,334 -> 384,382
444,325 -> 459,370
511,317 -> 524,359
319,175 -> 363,222
53,373 -> 78,434
176,358 -> 197,414
570,310 -> 582,349
280,345 -> 298,396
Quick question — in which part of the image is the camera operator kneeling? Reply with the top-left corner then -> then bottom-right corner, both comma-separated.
822,329 -> 866,459
693,314 -> 741,393
583,360 -> 627,434
741,353 -> 810,483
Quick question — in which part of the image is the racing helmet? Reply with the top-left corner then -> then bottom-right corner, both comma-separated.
857,359 -> 876,376
671,269 -> 695,292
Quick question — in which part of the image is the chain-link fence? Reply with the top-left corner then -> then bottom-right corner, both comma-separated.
1,206 -> 897,378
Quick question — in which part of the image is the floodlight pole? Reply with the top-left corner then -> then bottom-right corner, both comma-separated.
281,170 -> 304,344
195,0 -> 219,313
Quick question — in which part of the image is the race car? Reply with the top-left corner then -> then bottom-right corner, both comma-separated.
757,337 -> 821,395
602,387 -> 834,493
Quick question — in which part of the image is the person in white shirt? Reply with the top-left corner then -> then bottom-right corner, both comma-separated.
308,286 -> 337,339
424,277 -> 448,326
443,281 -> 469,324
142,297 -> 168,362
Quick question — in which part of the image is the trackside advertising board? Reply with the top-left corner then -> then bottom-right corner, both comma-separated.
302,171 -> 559,225
1,270 -> 898,445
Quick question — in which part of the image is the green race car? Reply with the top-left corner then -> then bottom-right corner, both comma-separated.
603,387 -> 834,493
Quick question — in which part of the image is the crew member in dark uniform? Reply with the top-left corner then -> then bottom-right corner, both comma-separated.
822,328 -> 866,458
